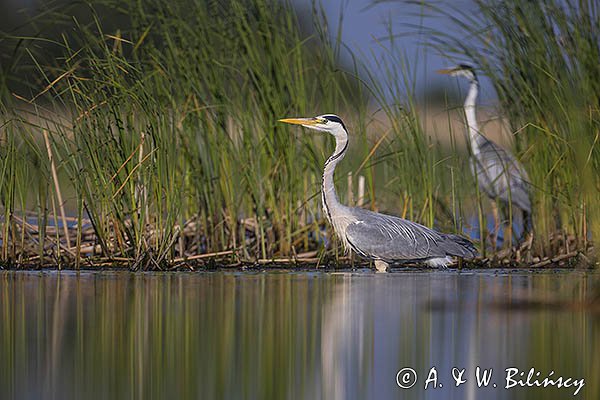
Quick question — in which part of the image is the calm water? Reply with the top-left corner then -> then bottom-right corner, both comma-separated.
1,270 -> 598,400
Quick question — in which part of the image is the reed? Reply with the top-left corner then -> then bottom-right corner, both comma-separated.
0,0 -> 596,268
419,0 -> 599,255
360,29 -> 480,252
1,0 -> 370,268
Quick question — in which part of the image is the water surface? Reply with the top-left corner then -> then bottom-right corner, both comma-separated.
1,269 -> 598,399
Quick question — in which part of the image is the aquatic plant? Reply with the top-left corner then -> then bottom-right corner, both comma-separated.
0,0 -> 596,269
417,0 -> 600,256
0,0 -> 371,268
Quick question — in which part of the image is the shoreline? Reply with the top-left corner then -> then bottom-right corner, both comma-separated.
1,247 -> 595,271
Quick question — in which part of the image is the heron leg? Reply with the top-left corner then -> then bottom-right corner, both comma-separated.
519,226 -> 534,252
490,200 -> 500,250
504,216 -> 513,249
374,260 -> 389,273
522,232 -> 533,250
519,211 -> 533,250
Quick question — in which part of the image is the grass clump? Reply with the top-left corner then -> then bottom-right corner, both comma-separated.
0,0 -> 597,269
1,0 -> 368,268
419,0 -> 599,256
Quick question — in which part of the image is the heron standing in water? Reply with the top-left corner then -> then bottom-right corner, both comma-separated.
279,114 -> 477,272
438,65 -> 532,248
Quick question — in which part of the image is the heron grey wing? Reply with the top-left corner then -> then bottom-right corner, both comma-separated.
481,140 -> 528,180
470,157 -> 494,197
471,135 -> 501,196
475,139 -> 532,211
344,210 -> 444,261
498,148 -> 532,211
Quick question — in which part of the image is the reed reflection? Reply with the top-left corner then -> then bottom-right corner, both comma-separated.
0,271 -> 598,400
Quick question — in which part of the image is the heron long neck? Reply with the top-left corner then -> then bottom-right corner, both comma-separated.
464,79 -> 481,154
321,129 -> 349,224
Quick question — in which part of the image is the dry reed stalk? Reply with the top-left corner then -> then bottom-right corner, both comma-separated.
530,251 -> 580,268
43,129 -> 71,249
136,129 -> 148,223
347,171 -> 353,205
357,175 -> 365,207
172,249 -> 235,263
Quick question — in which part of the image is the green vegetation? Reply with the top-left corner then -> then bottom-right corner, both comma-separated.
422,0 -> 600,255
0,0 -> 597,269
1,0 -> 369,268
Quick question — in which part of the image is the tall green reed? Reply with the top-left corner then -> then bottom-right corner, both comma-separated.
3,0 -> 596,268
1,0 -> 368,267
360,28 -> 474,240
421,0 -> 600,253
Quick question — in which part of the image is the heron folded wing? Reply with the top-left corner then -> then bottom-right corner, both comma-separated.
477,139 -> 532,212
345,214 -> 443,261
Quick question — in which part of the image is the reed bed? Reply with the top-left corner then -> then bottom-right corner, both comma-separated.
1,0 -> 370,269
0,0 -> 597,269
416,0 -> 600,258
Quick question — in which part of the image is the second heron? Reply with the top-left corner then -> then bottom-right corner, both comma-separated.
438,65 -> 533,248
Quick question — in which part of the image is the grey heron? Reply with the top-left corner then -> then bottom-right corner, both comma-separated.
279,114 -> 477,272
438,65 -> 532,247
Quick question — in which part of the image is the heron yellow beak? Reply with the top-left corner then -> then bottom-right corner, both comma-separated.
436,68 -> 455,75
278,117 -> 320,126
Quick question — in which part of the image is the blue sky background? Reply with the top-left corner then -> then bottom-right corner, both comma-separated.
297,0 -> 496,101
2,0 -> 497,102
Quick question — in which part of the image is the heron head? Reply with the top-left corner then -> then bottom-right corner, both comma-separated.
278,114 -> 347,135
437,64 -> 477,81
